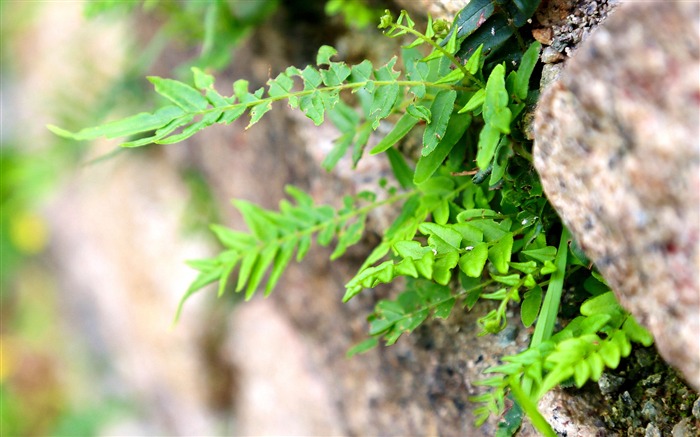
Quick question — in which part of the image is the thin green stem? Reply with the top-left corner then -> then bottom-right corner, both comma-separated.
522,226 -> 570,395
159,79 -> 459,126
253,189 -> 417,253
392,23 -> 485,88
374,278 -> 497,333
508,376 -> 557,437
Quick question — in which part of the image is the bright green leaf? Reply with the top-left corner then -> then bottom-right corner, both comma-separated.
370,112 -> 419,155
488,233 -> 513,274
459,243 -> 488,277
346,337 -> 379,357
459,88 -> 485,114
515,42 -> 541,100
148,76 -> 209,112
521,285 -> 542,327
476,123 -> 501,169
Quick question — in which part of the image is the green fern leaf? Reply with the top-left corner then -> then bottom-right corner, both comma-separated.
520,285 -> 542,327
414,112 -> 471,184
369,112 -> 420,155
514,42 -> 541,100
367,58 -> 401,128
488,233 -> 513,274
422,89 -> 457,155
149,76 -> 209,112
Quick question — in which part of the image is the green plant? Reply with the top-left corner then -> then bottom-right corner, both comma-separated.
51,2 -> 654,434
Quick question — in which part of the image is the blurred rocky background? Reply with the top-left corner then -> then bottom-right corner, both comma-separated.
2,1 -> 698,436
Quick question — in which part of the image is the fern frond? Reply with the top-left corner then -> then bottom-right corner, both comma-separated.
348,278 -> 482,355
174,185 -> 412,321
474,291 -> 655,421
49,45 -> 460,152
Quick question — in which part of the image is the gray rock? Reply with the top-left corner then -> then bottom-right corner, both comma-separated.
598,373 -> 625,395
672,417 -> 696,437
645,423 -> 661,437
641,400 -> 660,421
534,1 -> 700,390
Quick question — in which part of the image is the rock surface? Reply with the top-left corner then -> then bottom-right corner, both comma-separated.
534,1 -> 700,390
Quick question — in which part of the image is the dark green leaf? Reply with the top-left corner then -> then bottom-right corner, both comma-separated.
508,0 -> 543,27
385,148 -> 415,189
422,90 -> 457,156
449,0 -> 495,40
456,14 -> 514,60
414,112 -> 471,184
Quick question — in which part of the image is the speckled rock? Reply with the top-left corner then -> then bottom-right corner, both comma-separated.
534,1 -> 700,390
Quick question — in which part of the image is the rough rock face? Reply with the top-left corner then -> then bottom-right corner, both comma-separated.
534,2 -> 700,390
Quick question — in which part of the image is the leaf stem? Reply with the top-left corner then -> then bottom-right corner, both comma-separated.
392,23 -> 485,88
253,189 -> 417,253
508,376 -> 557,437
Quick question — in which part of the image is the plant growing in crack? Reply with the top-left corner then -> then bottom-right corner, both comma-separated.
51,1 -> 654,435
